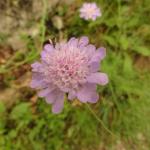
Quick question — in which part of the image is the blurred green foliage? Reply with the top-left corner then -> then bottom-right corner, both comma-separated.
0,0 -> 150,149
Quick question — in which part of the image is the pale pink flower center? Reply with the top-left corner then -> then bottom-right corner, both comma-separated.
44,48 -> 90,92
86,7 -> 96,17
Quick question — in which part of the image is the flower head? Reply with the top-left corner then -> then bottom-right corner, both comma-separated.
79,2 -> 101,21
30,36 -> 108,114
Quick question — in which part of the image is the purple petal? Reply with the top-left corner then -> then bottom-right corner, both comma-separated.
77,83 -> 99,103
30,73 -> 48,89
87,73 -> 109,85
41,51 -> 51,62
68,37 -> 78,47
32,72 -> 44,80
96,47 -> 106,60
41,44 -> 54,62
92,16 -> 97,21
90,47 -> 106,63
51,90 -> 65,114
38,86 -> 55,97
45,89 -> 64,114
45,90 -> 56,104
91,3 -> 97,8
89,61 -> 100,72
30,80 -> 47,89
31,62 -> 43,72
44,44 -> 54,52
83,44 -> 96,57
79,36 -> 89,46
88,94 -> 99,103
60,43 -> 68,51
68,90 -> 76,100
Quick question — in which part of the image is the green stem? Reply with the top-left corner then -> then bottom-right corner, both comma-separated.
86,103 -> 118,138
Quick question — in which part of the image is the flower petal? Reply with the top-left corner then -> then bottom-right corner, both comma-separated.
31,62 -> 43,72
38,86 -> 56,97
41,51 -> 51,63
41,44 -> 54,62
88,44 -> 96,51
51,90 -> 65,114
88,93 -> 99,103
45,91 -> 56,104
77,83 -> 99,103
68,90 -> 76,100
83,44 -> 96,57
90,47 -> 106,63
96,47 -> 106,60
30,73 -> 47,89
68,37 -> 78,47
44,44 -> 54,52
87,72 -> 109,85
79,36 -> 89,46
89,61 -> 100,72
30,80 -> 47,89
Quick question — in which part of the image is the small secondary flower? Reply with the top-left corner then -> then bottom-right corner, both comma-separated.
79,2 -> 101,21
30,36 -> 108,114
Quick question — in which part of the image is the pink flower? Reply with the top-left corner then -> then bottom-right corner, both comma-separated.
30,36 -> 108,114
79,2 -> 101,21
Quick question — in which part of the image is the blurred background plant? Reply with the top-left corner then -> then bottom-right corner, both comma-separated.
0,0 -> 150,150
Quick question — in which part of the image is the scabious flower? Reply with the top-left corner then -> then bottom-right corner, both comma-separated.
30,36 -> 108,114
79,2 -> 101,21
